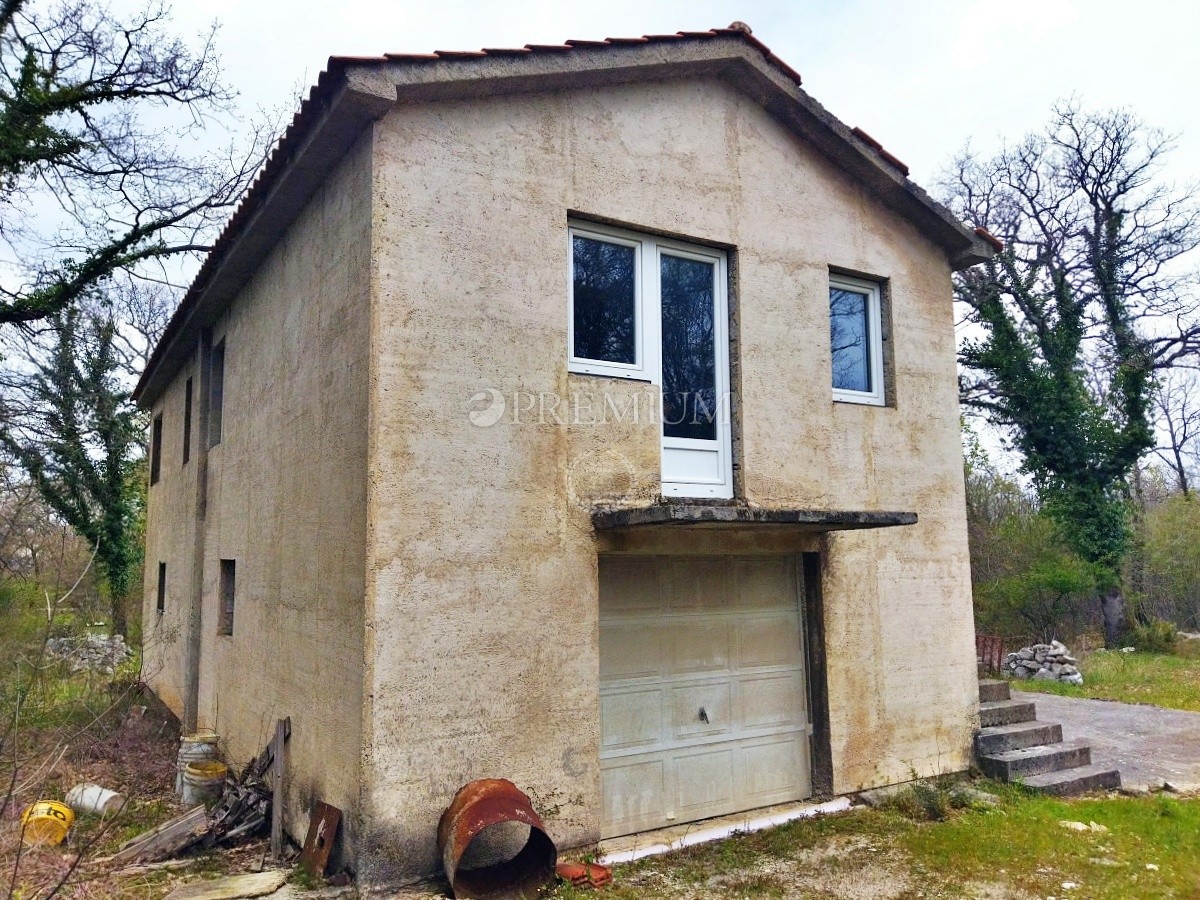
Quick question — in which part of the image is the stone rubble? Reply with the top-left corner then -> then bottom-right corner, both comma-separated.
1003,640 -> 1084,685
45,633 -> 132,674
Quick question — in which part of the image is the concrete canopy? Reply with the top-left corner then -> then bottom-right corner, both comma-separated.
133,24 -> 995,408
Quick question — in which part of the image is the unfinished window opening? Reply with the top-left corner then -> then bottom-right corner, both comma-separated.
183,377 -> 193,464
156,562 -> 166,614
218,559 -> 236,636
209,340 -> 226,448
150,414 -> 163,485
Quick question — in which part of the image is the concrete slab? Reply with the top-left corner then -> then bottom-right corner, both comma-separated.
596,797 -> 852,865
165,870 -> 288,900
1014,690 -> 1200,792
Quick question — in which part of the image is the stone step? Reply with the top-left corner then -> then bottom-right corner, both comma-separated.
975,720 -> 1063,756
978,679 -> 1011,703
979,699 -> 1037,728
1022,763 -> 1122,796
978,740 -> 1091,780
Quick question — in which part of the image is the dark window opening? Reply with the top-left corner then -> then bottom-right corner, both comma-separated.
150,414 -> 163,485
218,559 -> 236,635
209,340 -> 225,448
183,377 -> 193,464
156,562 -> 166,614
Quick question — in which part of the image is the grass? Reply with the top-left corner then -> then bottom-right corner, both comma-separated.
1013,643 -> 1200,712
548,781 -> 1200,900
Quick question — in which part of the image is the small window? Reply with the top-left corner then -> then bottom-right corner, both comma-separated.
156,562 -> 166,614
150,414 -> 163,484
209,340 -> 225,448
829,274 -> 885,406
182,377 -> 193,465
568,227 -> 644,379
218,559 -> 236,636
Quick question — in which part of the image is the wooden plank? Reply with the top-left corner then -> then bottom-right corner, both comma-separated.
109,806 -> 208,866
270,717 -> 291,860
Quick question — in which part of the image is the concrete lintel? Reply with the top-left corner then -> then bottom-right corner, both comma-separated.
591,503 -> 918,531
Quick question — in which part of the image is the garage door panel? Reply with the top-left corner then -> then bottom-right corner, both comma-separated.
672,621 -> 732,674
667,557 -> 733,611
734,557 -> 797,608
674,747 -> 735,819
739,672 -> 804,730
670,680 -> 732,740
738,615 -> 802,668
601,688 -> 663,753
600,555 -> 810,839
600,557 -> 664,613
601,621 -> 665,680
738,737 -> 809,805
602,758 -> 668,835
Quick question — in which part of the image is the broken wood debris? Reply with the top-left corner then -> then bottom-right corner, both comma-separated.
299,801 -> 341,878
105,727 -> 285,867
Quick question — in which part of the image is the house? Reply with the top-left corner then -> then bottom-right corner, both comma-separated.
134,23 -> 995,885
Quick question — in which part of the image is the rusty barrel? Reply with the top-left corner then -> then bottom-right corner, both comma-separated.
437,778 -> 557,899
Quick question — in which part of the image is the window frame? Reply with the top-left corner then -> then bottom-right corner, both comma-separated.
218,558 -> 236,636
567,224 -> 647,380
829,273 -> 885,407
149,414 -> 163,485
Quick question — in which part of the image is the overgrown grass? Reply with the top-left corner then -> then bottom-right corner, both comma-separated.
551,784 -> 1200,899
1014,645 -> 1200,712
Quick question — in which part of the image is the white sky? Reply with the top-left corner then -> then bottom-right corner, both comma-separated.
159,0 -> 1200,188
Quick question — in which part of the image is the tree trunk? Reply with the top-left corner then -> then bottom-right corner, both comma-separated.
1100,585 -> 1128,648
110,588 -> 128,637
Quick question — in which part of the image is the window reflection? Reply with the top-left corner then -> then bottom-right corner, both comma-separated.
830,287 -> 871,393
661,254 -> 716,440
573,236 -> 636,365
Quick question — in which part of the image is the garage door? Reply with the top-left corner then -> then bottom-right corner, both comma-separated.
599,554 -> 811,838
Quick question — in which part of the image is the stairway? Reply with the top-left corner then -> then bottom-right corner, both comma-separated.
975,680 -> 1121,795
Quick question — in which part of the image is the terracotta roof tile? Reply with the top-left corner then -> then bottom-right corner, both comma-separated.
523,43 -> 573,52
975,227 -> 1005,252
851,126 -> 908,177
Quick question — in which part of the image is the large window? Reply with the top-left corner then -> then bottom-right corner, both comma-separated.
568,221 -> 733,498
829,274 -> 884,406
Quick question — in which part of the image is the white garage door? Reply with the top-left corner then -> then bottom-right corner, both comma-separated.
599,554 -> 811,838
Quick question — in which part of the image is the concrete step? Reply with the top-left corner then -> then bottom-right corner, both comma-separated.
1022,763 -> 1122,796
975,720 -> 1063,755
978,740 -> 1091,780
978,679 -> 1011,703
979,699 -> 1037,728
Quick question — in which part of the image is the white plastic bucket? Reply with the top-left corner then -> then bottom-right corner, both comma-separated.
176,731 -> 219,796
65,783 -> 125,816
181,760 -> 228,807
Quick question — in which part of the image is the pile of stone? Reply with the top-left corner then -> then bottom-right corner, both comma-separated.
45,633 -> 131,674
1003,640 -> 1083,685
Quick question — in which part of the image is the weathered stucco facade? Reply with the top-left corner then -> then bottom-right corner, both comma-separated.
137,26 -> 992,887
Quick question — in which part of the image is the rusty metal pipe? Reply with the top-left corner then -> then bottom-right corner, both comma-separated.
437,779 -> 558,900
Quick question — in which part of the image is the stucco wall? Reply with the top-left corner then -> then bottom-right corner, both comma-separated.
144,131 -> 374,856
361,75 -> 976,880
143,356 -> 199,715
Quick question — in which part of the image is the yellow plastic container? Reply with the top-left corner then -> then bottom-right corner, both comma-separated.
21,800 -> 74,846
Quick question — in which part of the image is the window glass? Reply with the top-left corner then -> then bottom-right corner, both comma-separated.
572,235 -> 636,365
830,286 -> 872,394
660,254 -> 716,441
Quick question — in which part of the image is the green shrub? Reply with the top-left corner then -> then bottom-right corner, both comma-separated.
1129,619 -> 1178,653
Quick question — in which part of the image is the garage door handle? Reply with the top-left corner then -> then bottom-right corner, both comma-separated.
698,707 -> 709,724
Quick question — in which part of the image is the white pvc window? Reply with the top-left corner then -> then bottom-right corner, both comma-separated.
829,274 -> 885,406
567,220 -> 733,499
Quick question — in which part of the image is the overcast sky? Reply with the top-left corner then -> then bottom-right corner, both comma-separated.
159,0 -> 1200,189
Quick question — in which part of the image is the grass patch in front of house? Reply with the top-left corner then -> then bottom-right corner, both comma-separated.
552,782 -> 1200,899
1013,646 -> 1200,712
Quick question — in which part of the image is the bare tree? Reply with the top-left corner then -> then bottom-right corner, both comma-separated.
0,0 -> 274,326
1153,371 -> 1200,497
943,102 -> 1200,645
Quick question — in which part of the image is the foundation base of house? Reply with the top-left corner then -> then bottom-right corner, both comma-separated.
596,796 -> 854,865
